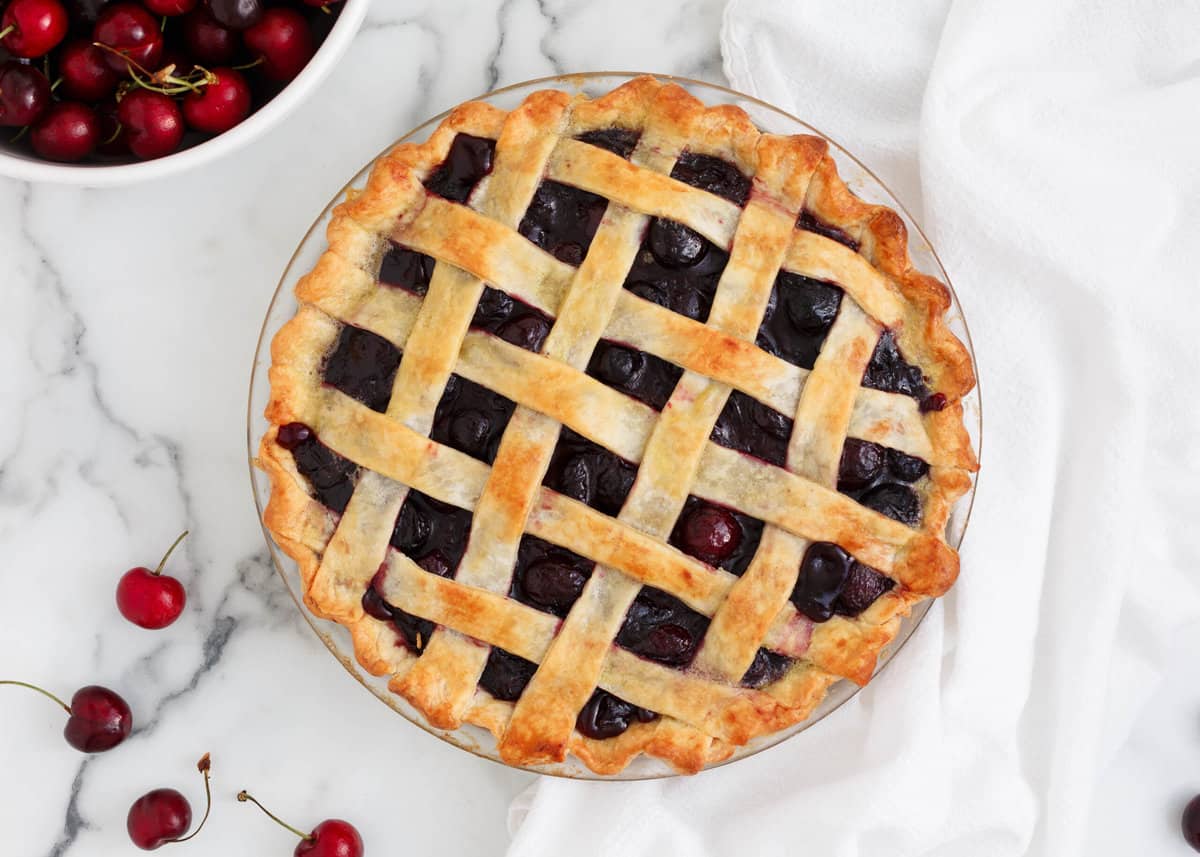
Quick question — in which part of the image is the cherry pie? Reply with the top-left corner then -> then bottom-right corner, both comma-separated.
258,76 -> 978,775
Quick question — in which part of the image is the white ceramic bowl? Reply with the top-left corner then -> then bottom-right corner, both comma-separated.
0,0 -> 369,186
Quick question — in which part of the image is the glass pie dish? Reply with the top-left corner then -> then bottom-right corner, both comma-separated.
247,72 -> 982,780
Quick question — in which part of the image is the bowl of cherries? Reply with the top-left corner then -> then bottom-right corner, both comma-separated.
0,0 -> 367,184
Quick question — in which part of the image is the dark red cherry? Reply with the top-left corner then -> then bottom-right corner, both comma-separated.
497,314 -> 550,351
679,503 -> 741,564
0,0 -> 69,58
1182,794 -> 1200,852
243,8 -> 314,82
834,561 -> 894,617
478,648 -> 536,702
127,753 -> 212,851
95,98 -> 128,156
182,7 -> 236,64
93,3 -> 164,74
182,67 -> 250,133
791,541 -> 852,622
575,689 -> 654,739
648,218 -> 707,268
116,531 -> 189,629
238,790 -> 364,857
0,61 -> 51,127
58,39 -> 118,101
838,438 -> 884,492
207,0 -> 262,30
0,680 -> 132,752
519,558 -> 588,614
142,0 -> 196,15
117,89 -> 184,160
859,482 -> 922,527
642,622 -> 696,665
276,422 -> 313,450
415,550 -> 452,578
31,102 -> 100,162
885,447 -> 929,483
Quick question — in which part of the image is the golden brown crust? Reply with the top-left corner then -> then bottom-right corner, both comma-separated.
257,75 -> 978,775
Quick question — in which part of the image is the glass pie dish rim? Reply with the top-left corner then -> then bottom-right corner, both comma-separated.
246,71 -> 983,781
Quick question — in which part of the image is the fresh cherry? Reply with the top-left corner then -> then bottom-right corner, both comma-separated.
208,0 -> 262,30
1183,794 -> 1200,852
31,102 -> 100,162
93,2 -> 164,74
142,0 -> 197,15
243,8 -> 314,82
182,67 -> 250,133
117,89 -> 184,160
0,680 -> 132,752
116,530 -> 189,629
0,61 -> 51,126
238,790 -> 364,857
0,0 -> 69,58
128,753 -> 213,850
58,39 -> 119,101
95,98 -> 128,155
181,7 -> 236,64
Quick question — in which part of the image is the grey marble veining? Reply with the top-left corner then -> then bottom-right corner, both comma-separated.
0,1 -> 722,853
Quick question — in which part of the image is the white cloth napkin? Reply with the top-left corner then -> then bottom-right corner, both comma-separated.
507,2 -> 1200,854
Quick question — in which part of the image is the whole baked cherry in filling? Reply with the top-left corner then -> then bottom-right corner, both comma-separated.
863,330 -> 932,401
322,325 -> 402,413
424,133 -> 496,203
669,495 -> 763,576
710,390 -> 793,468
277,423 -> 358,514
617,586 -> 709,668
390,489 -> 473,571
623,218 -> 729,322
670,152 -> 751,205
586,340 -> 683,410
756,271 -> 843,370
791,542 -> 894,622
471,286 -> 552,353
837,438 -> 928,527
378,242 -> 435,294
741,648 -> 793,689
478,648 -> 538,702
518,180 -> 608,265
543,427 -> 637,517
575,689 -> 657,740
430,373 -> 516,464
797,209 -> 860,252
511,535 -> 594,617
576,127 -> 640,159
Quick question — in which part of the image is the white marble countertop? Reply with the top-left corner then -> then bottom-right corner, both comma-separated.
2,1 -> 1196,854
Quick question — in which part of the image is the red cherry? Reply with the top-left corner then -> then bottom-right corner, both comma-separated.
1184,794 -> 1200,852
31,102 -> 100,162
128,754 -> 213,851
0,0 -> 69,58
95,98 -> 128,155
0,60 -> 51,126
238,791 -> 364,857
93,2 -> 164,74
58,39 -> 119,101
142,0 -> 196,15
1,680 -> 132,752
116,531 -> 189,629
117,89 -> 184,160
243,8 -> 314,82
679,503 -> 742,563
182,67 -> 249,133
181,7 -> 235,65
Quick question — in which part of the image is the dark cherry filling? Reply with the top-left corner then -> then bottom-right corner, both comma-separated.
322,325 -> 402,413
863,330 -> 931,400
471,286 -> 553,353
669,495 -> 763,576
710,390 -> 793,468
390,489 -> 473,571
277,423 -> 358,514
623,218 -> 729,322
586,340 -> 683,410
543,427 -> 637,517
576,128 -> 640,159
511,534 -> 594,618
424,133 -> 496,203
670,152 -> 751,206
741,648 -> 793,689
756,271 -> 843,370
430,373 -> 516,464
790,542 -> 894,622
617,586 -> 710,668
576,689 -> 658,740
838,438 -> 928,527
479,648 -> 538,702
379,243 -> 435,294
797,209 -> 860,252
518,180 -> 608,265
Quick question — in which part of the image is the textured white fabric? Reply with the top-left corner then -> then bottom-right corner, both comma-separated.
506,2 -> 1200,854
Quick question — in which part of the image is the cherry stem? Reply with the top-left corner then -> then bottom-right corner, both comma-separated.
168,754 -> 213,844
231,57 -> 263,72
0,680 -> 72,714
0,25 -> 13,41
154,530 -> 189,576
236,791 -> 314,843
